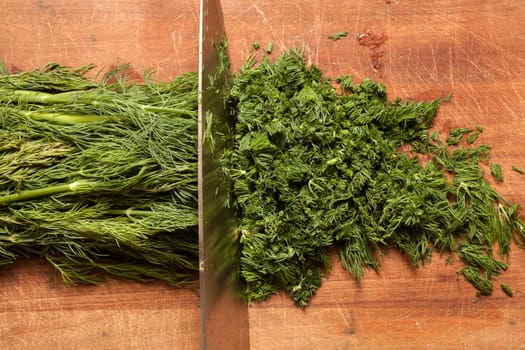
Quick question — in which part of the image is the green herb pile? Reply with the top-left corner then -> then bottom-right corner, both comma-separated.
1,51 -> 524,307
0,63 -> 199,286
222,49 -> 525,306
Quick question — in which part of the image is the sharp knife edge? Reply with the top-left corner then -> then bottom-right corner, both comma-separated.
198,0 -> 250,349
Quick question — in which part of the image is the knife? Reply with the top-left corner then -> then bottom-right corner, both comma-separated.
197,1 -> 250,349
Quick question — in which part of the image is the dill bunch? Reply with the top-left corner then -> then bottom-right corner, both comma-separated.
0,63 -> 199,286
222,49 -> 525,306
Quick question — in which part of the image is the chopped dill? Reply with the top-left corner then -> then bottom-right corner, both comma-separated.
221,49 -> 525,306
447,127 -> 473,145
501,283 -> 514,297
328,31 -> 349,41
266,42 -> 274,54
491,162 -> 504,182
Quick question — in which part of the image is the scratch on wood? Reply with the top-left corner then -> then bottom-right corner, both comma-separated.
429,44 -> 439,80
252,4 -> 269,25
415,3 -> 525,69
337,303 -> 356,335
251,4 -> 284,51
461,84 -> 484,120
185,0 -> 198,22
91,3 -> 103,21
28,313 -> 42,349
447,46 -> 456,99
227,4 -> 284,54
501,95 -> 521,122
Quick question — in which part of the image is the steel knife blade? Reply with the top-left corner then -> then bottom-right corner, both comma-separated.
197,0 -> 250,349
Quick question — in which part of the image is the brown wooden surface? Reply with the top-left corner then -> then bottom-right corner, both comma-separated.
1,1 -> 525,349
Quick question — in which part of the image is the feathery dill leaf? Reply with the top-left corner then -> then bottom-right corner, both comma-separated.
490,162 -> 504,182
512,165 -> 525,175
0,63 -> 199,286
222,49 -> 525,306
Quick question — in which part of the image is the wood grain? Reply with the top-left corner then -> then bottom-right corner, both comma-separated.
0,0 -> 200,78
1,0 -> 525,349
0,258 -> 200,350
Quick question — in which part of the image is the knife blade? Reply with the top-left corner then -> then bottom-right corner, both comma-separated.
197,1 -> 250,349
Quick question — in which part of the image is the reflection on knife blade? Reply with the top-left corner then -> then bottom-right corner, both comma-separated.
198,0 -> 250,349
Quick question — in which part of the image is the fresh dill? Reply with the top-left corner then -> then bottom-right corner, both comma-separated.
446,127 -> 473,145
491,162 -> 504,182
0,63 -> 199,286
467,125 -> 483,144
221,49 -> 525,306
266,42 -> 274,54
2,52 -> 523,307
512,165 -> 525,175
501,283 -> 514,297
328,31 -> 349,41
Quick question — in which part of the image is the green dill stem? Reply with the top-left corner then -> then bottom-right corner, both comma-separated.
0,181 -> 97,204
0,88 -> 196,117
21,110 -> 118,124
106,209 -> 157,216
328,31 -> 349,41
501,283 -> 514,297
137,104 -> 195,116
0,88 -> 55,103
512,165 -> 525,175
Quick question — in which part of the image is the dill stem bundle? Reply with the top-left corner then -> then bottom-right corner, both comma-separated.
0,63 -> 199,286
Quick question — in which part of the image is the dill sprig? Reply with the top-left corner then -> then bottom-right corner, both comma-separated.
328,31 -> 349,41
501,283 -> 514,297
512,165 -> 525,175
0,63 -> 199,286
446,127 -> 473,145
490,162 -> 504,182
222,49 -> 525,306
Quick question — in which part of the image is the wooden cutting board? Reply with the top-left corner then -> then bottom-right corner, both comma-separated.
1,1 -> 524,349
